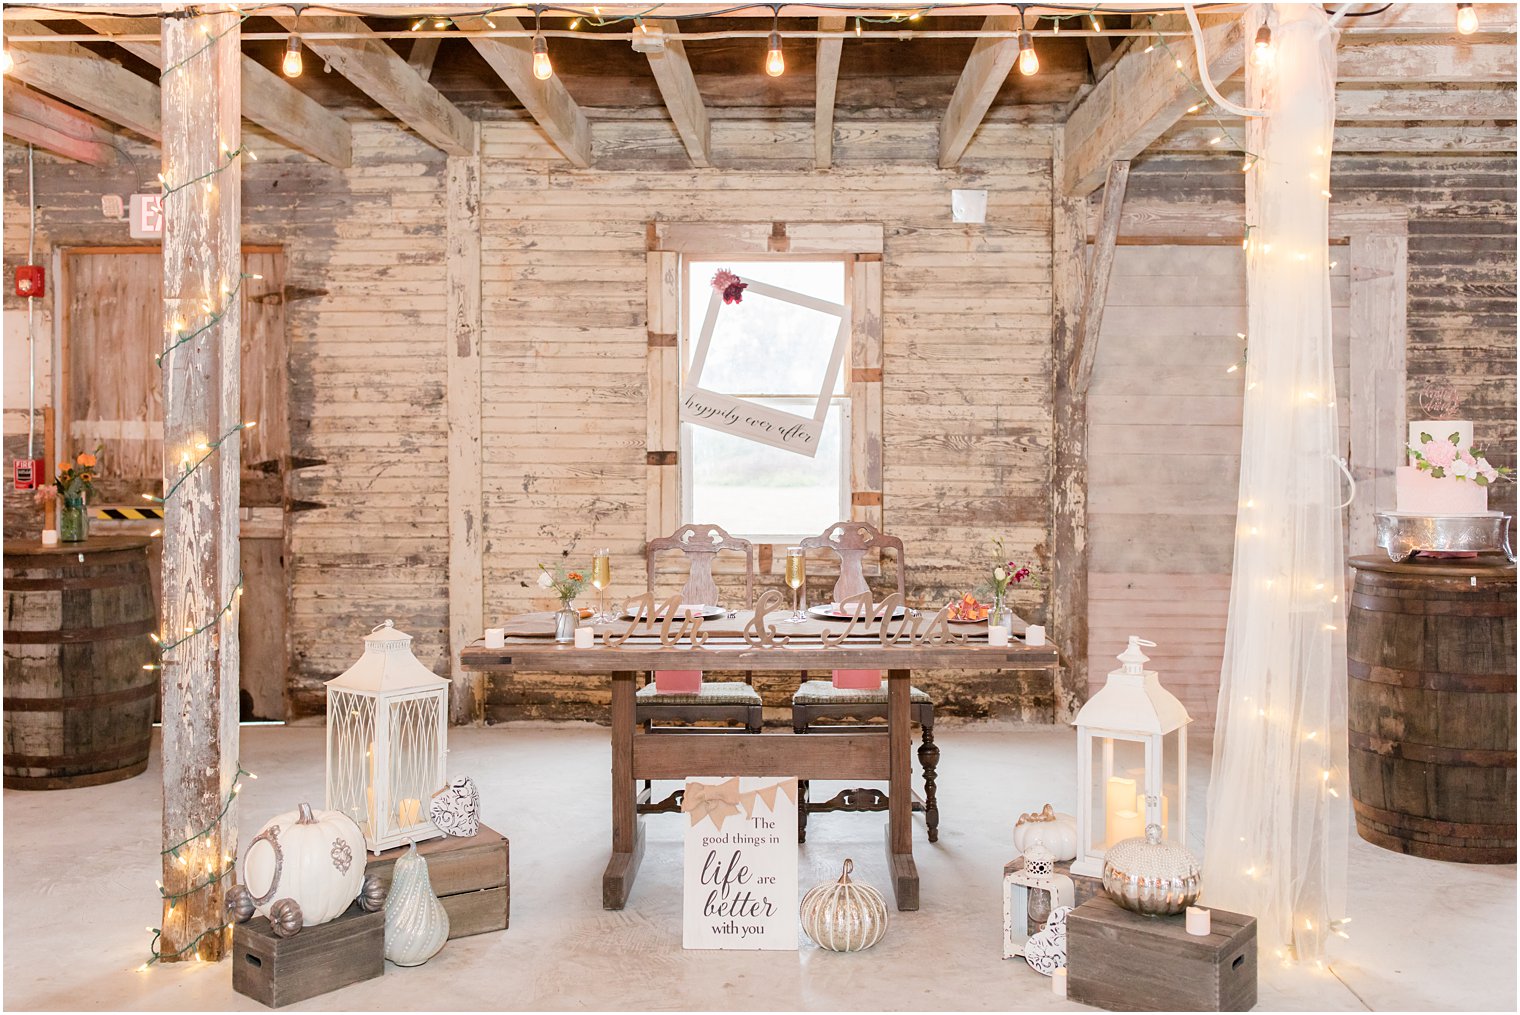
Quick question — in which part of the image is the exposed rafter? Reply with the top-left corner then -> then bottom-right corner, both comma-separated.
643,19 -> 710,168
78,14 -> 352,168
1201,83 -> 1520,122
2,84 -> 119,166
814,16 -> 846,170
271,13 -> 474,156
1061,15 -> 1242,197
938,14 -> 1020,169
5,19 -> 161,140
458,16 -> 592,168
1335,39 -> 1516,83
407,36 -> 443,81
1068,160 -> 1129,394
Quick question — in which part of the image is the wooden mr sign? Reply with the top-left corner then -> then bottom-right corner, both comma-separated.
682,776 -> 798,950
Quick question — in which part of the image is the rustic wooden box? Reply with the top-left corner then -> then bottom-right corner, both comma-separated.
1003,857 -> 1105,936
365,824 -> 510,939
232,902 -> 383,1009
1067,896 -> 1257,1012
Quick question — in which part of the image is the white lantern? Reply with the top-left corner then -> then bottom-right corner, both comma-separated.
326,620 -> 450,853
1070,636 -> 1192,878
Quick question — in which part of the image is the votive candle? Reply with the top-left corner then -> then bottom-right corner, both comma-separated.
485,627 -> 506,648
1024,624 -> 1046,647
1186,906 -> 1212,936
40,529 -> 58,546
1051,968 -> 1068,997
574,626 -> 595,649
987,626 -> 1011,647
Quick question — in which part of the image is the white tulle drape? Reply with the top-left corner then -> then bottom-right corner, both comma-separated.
1202,4 -> 1349,964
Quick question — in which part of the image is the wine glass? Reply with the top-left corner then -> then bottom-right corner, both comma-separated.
591,548 -> 612,624
783,547 -> 807,623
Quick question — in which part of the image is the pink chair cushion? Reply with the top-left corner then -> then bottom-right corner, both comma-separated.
832,669 -> 883,690
654,670 -> 703,694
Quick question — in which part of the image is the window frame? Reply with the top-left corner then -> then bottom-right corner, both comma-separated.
646,222 -> 884,576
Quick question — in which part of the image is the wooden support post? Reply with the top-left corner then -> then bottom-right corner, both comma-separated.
814,16 -> 846,169
158,8 -> 241,964
446,141 -> 485,725
1069,160 -> 1130,393
1050,134 -> 1090,723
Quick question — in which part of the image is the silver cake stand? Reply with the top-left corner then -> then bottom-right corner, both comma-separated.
1375,512 -> 1515,563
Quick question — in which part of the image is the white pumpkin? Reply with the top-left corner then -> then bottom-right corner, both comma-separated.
243,802 -> 366,928
1013,803 -> 1079,862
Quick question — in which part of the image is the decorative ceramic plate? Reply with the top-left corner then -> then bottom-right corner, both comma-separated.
621,604 -> 726,621
807,603 -> 908,621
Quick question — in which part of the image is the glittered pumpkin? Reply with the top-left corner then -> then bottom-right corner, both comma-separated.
799,859 -> 888,952
242,803 -> 366,928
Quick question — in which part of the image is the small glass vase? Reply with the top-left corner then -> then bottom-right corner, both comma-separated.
554,604 -> 579,644
59,501 -> 88,543
989,591 -> 1013,633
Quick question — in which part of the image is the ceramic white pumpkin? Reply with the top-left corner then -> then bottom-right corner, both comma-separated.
1013,803 -> 1079,863
243,802 -> 366,928
383,843 -> 449,966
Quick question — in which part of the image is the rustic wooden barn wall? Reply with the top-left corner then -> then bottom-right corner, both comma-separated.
474,117 -> 1059,724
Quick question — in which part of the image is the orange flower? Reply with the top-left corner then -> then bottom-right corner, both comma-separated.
567,572 -> 584,582
76,452 -> 97,468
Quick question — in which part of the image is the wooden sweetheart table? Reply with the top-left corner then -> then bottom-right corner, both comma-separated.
462,611 -> 1059,912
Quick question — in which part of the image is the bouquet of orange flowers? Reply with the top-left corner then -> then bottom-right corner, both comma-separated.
537,561 -> 588,605
54,449 -> 101,506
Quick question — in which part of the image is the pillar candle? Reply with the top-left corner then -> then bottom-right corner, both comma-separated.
40,529 -> 58,546
987,626 -> 1010,647
397,798 -> 422,826
1105,776 -> 1137,842
574,626 -> 595,649
1024,624 -> 1046,647
1186,906 -> 1212,936
485,627 -> 506,648
1051,968 -> 1068,998
1110,807 -> 1145,844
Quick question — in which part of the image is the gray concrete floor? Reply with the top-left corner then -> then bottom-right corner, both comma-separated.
3,723 -> 1515,1011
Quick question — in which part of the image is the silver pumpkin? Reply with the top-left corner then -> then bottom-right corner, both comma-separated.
1101,824 -> 1201,916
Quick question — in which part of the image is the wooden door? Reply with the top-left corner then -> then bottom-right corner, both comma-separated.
60,248 -> 292,720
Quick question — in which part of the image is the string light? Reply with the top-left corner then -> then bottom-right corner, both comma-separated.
1456,3 -> 1479,34
1252,25 -> 1273,65
765,9 -> 784,78
1089,12 -> 1103,33
1017,31 -> 1038,76
532,8 -> 552,81
854,17 -> 863,36
282,33 -> 303,77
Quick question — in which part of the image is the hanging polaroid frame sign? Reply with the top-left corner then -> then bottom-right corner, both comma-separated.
682,776 -> 799,950
681,275 -> 849,459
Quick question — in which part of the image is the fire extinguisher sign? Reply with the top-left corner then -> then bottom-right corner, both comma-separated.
14,457 -> 42,491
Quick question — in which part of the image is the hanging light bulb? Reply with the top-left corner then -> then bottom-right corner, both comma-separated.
532,34 -> 552,80
765,31 -> 785,77
1017,32 -> 1038,76
1455,3 -> 1479,34
282,34 -> 303,77
1253,25 -> 1273,65
1089,12 -> 1102,33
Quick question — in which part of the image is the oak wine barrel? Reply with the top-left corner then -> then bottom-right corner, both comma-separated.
3,536 -> 157,790
1347,553 -> 1516,864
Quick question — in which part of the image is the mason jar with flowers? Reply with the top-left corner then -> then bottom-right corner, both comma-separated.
538,562 -> 589,643
52,449 -> 101,543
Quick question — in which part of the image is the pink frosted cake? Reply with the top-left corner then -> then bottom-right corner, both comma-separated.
1395,420 -> 1500,515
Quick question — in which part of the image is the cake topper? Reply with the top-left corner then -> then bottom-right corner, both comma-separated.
1417,380 -> 1460,418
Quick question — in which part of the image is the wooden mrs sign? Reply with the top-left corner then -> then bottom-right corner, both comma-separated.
821,591 -> 967,648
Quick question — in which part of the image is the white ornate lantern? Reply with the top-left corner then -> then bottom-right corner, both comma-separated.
1070,636 -> 1192,878
325,621 -> 449,853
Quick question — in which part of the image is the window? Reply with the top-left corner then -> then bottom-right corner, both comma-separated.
680,259 -> 850,543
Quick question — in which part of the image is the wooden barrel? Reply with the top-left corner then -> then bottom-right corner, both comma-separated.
1347,553 -> 1516,864
3,536 -> 157,789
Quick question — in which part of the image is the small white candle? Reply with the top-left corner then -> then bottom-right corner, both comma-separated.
987,626 -> 1010,647
397,797 -> 422,826
40,529 -> 58,546
484,627 -> 505,648
1186,906 -> 1212,936
1051,968 -> 1067,997
1024,624 -> 1046,647
573,626 -> 595,649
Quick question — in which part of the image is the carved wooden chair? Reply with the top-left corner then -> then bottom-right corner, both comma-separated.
636,523 -> 762,815
792,519 -> 940,842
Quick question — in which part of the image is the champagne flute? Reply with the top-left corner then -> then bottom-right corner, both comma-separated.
783,547 -> 807,623
591,548 -> 612,623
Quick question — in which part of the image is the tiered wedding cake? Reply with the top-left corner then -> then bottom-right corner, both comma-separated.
1395,420 -> 1502,515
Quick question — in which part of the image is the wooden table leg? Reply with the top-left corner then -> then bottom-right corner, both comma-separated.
884,668 -> 920,910
603,670 -> 644,909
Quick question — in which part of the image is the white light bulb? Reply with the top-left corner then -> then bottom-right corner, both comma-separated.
1252,25 -> 1273,65
1017,32 -> 1038,76
532,35 -> 552,81
1456,3 -> 1479,34
282,35 -> 303,78
765,31 -> 784,77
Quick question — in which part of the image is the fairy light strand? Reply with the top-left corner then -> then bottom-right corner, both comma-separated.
146,422 -> 257,505
158,765 -> 253,856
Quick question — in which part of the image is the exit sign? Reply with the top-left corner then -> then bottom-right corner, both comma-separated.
129,193 -> 163,239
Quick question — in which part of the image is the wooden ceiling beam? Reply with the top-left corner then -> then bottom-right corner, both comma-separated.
1335,40 -> 1516,83
77,15 -> 353,168
1337,3 -> 1516,34
2,84 -> 119,166
643,20 -> 710,168
271,13 -> 474,156
457,16 -> 591,167
1198,83 -> 1518,122
4,19 -> 161,140
1154,123 -> 1517,155
1061,15 -> 1242,197
814,16 -> 845,170
407,36 -> 443,82
938,15 -> 1021,169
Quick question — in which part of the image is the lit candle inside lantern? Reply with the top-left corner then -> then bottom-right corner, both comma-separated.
397,798 -> 422,826
1105,776 -> 1136,843
1110,807 -> 1145,844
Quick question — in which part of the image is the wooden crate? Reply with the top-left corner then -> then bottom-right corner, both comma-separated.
1067,896 -> 1257,1012
365,824 -> 509,939
1003,857 -> 1105,936
232,903 -> 383,1009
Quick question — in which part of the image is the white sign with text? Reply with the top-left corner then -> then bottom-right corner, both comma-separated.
680,276 -> 849,458
682,776 -> 799,950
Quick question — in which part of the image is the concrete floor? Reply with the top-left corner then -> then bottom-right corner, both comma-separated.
2,723 -> 1515,1012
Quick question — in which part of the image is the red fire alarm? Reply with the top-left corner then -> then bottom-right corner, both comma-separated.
13,457 -> 43,491
15,265 -> 45,298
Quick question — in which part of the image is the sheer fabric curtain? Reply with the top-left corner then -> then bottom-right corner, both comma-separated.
1202,3 -> 1349,963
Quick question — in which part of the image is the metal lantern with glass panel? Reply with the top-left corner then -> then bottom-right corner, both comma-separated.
1069,636 -> 1192,878
325,620 -> 450,853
